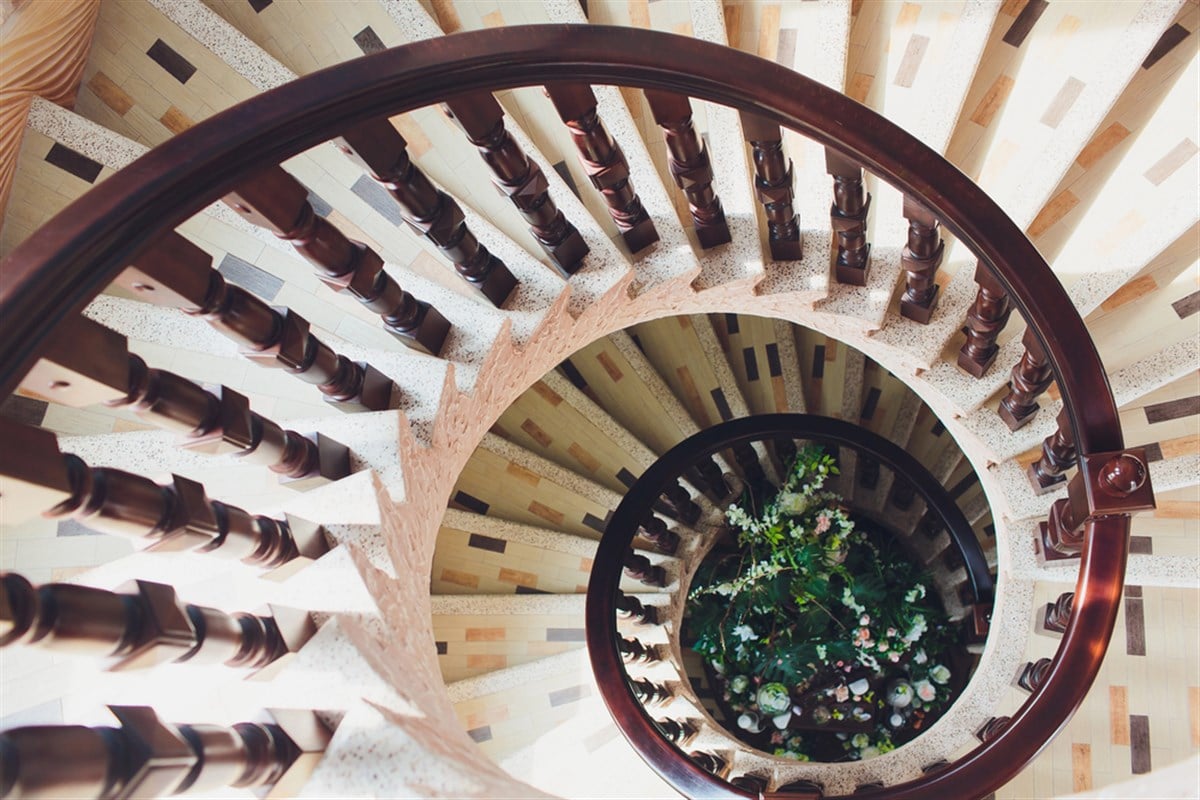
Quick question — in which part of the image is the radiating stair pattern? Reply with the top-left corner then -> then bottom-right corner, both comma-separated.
1,0 -> 1197,797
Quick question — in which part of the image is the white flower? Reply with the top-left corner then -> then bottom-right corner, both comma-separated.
773,712 -> 792,729
815,644 -> 828,660
715,582 -> 733,596
904,584 -> 926,603
913,649 -> 928,664
930,664 -> 952,684
848,678 -> 870,696
890,713 -> 904,727
730,675 -> 750,693
860,746 -> 880,760
732,624 -> 756,642
850,733 -> 870,749
737,713 -> 763,732
859,614 -> 871,625
903,614 -> 927,642
915,680 -> 936,702
776,491 -> 810,516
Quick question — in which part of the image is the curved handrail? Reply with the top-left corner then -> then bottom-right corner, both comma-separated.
0,25 -> 1130,799
587,414 -> 995,797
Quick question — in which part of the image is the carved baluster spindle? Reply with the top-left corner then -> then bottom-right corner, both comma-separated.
544,83 -> 659,253
442,92 -> 589,275
1030,407 -> 1077,493
731,443 -> 765,484
692,457 -> 730,500
616,592 -> 658,625
337,118 -> 519,306
118,232 -> 395,411
661,480 -> 701,524
618,636 -> 660,665
0,420 -> 326,567
1017,657 -> 1053,692
731,775 -> 769,793
1043,591 -> 1075,634
958,263 -> 1013,377
998,329 -> 1055,430
0,573 -> 314,671
640,516 -> 680,555
655,718 -> 697,745
689,752 -> 727,776
890,478 -> 916,510
629,677 -> 671,706
739,110 -> 801,260
975,716 -> 1011,744
623,551 -> 666,588
826,149 -> 872,285
774,437 -> 798,475
899,196 -> 944,323
0,705 -> 326,799
224,166 -> 449,354
19,316 -> 346,483
643,89 -> 730,249
1041,451 -> 1153,560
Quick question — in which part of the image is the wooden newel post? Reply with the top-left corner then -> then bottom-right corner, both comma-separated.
224,166 -> 450,354
958,262 -> 1012,378
0,705 -> 328,799
337,118 -> 519,306
899,196 -> 944,323
1039,449 -> 1155,560
442,92 -> 589,275
1030,406 -> 1078,493
825,149 -> 872,285
19,316 -> 349,484
544,83 -> 659,254
0,419 -> 327,566
0,573 -> 314,671
643,89 -> 730,249
118,232 -> 395,411
740,111 -> 802,260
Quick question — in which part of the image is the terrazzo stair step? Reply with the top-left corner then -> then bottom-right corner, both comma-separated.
432,509 -> 676,597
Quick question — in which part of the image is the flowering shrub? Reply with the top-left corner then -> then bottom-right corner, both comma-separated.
684,445 -> 957,761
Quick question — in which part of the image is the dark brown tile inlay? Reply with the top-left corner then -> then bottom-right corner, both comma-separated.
1144,395 -> 1200,424
1002,0 -> 1049,47
146,39 -> 196,84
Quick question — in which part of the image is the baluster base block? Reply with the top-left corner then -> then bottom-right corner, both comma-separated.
694,218 -> 732,250
833,242 -> 872,287
281,432 -> 351,491
901,283 -> 940,324
1038,518 -> 1081,562
1028,461 -> 1069,495
470,258 -> 520,308
622,216 -> 660,255
385,301 -> 450,357
322,362 -> 395,413
957,344 -> 1000,379
998,397 -> 1040,431
768,234 -> 804,262
541,227 -> 591,276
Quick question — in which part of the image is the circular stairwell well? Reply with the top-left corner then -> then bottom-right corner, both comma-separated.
434,315 -> 999,796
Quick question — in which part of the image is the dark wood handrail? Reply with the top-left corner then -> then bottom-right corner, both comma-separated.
0,25 -> 1133,798
587,415 -> 996,797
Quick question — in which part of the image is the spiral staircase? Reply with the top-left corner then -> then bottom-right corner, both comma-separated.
0,0 -> 1197,798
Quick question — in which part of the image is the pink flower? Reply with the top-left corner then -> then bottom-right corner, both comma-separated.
859,627 -> 871,640
889,652 -> 901,662
835,685 -> 849,702
816,514 -> 831,534
887,628 -> 897,638
770,732 -> 784,745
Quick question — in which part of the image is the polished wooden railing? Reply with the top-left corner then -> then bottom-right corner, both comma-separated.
0,25 -> 1151,798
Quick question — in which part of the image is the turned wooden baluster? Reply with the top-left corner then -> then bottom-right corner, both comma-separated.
1043,591 -> 1075,634
1041,451 -> 1154,560
640,516 -> 680,555
0,419 -> 324,567
692,456 -> 730,500
224,166 -> 450,354
630,677 -> 671,706
654,718 -> 697,745
690,752 -> 727,776
643,89 -> 730,249
19,316 -> 346,482
337,118 -> 519,306
616,592 -> 658,625
618,636 -> 661,664
0,705 -> 326,799
899,196 -> 944,323
976,716 -> 1011,743
731,775 -> 769,793
958,263 -> 1013,377
890,478 -> 916,510
544,83 -> 659,253
0,572 -> 314,670
442,92 -> 589,275
1017,657 -> 1053,692
826,149 -> 872,285
661,480 -> 701,524
1030,407 -> 1077,493
739,110 -> 802,260
623,551 -> 666,588
998,329 -> 1055,430
117,232 -> 395,411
